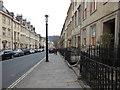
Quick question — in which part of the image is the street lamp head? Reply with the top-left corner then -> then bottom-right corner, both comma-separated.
45,15 -> 49,18
45,15 -> 49,22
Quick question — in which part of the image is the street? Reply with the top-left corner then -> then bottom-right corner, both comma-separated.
2,52 -> 45,88
0,0 -> 120,89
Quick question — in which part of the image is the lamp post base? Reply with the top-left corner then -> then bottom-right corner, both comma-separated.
45,60 -> 49,62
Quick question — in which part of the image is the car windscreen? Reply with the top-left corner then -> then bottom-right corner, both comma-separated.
4,50 -> 12,53
14,50 -> 18,52
0,51 -> 4,55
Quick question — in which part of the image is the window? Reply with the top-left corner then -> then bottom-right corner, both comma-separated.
18,25 -> 20,30
2,27 -> 6,36
8,42 -> 11,49
90,0 -> 97,13
2,15 -> 6,24
14,32 -> 16,40
72,2 -> 74,10
8,18 -> 11,25
18,33 -> 19,41
75,0 -> 77,6
20,35 -> 22,41
83,29 -> 86,38
3,43 -> 6,49
91,25 -> 96,46
8,29 -> 11,36
14,23 -> 16,29
92,26 -> 96,37
19,26 -> 21,30
72,16 -> 74,29
84,0 -> 87,9
83,29 -> 87,46
21,27 -> 23,31
75,11 -> 77,27
83,0 -> 87,19
16,24 -> 17,29
78,5 -> 81,25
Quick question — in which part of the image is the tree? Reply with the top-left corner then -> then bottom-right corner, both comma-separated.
98,33 -> 114,47
52,37 -> 59,48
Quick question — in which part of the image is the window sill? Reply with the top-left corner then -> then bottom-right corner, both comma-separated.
90,9 -> 97,15
103,0 -> 109,5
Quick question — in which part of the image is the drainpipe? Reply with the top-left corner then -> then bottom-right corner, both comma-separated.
118,1 -> 120,48
11,18 -> 14,50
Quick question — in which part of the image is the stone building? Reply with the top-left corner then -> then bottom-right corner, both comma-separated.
80,0 -> 120,48
0,0 -> 42,50
60,0 -> 120,49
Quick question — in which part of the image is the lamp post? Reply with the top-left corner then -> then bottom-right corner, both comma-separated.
45,15 -> 49,62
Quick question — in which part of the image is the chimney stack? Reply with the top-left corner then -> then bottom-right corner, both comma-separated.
30,25 -> 33,31
27,22 -> 30,25
16,15 -> 23,23
33,27 -> 35,32
27,22 -> 31,29
0,0 -> 3,8
16,15 -> 23,20
10,12 -> 14,18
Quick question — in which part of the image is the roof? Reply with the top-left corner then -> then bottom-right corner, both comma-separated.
0,6 -> 11,16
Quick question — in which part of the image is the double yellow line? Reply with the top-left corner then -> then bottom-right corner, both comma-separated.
6,57 -> 46,90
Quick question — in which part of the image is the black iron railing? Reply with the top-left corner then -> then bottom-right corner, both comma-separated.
80,46 -> 120,89
58,48 -> 80,65
86,45 -> 120,67
59,45 -> 120,89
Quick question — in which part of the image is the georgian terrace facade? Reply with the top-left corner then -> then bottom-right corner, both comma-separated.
59,0 -> 120,49
0,1 -> 42,50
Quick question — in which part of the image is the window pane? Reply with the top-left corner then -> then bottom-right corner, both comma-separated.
2,27 -> 6,36
8,18 -> 10,25
84,0 -> 87,9
92,25 -> 96,37
2,16 -> 6,24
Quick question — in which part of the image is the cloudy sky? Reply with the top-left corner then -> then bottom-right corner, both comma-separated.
3,0 -> 71,37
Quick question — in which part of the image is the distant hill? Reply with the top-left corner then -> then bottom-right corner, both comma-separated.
48,36 -> 59,42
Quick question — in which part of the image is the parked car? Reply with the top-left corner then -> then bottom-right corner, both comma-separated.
0,51 -> 2,56
29,49 -> 35,54
13,49 -> 24,57
49,48 -> 57,53
38,48 -> 44,52
40,48 -> 44,52
22,49 -> 30,55
0,50 -> 14,60
34,49 -> 39,53
0,51 -> 2,61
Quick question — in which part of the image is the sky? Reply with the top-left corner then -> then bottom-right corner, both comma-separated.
3,0 -> 71,37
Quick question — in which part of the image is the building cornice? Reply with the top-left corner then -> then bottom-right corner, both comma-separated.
0,11 -> 12,19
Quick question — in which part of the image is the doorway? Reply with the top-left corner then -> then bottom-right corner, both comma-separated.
103,19 -> 115,46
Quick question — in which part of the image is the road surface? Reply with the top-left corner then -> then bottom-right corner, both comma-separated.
2,52 -> 45,88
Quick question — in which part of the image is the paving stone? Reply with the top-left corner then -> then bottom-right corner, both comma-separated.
16,53 -> 83,89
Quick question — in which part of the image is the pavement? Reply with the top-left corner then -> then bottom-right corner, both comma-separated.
14,53 -> 84,88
